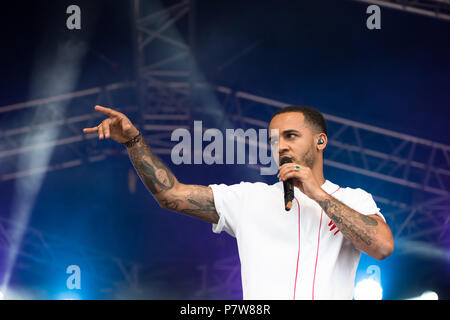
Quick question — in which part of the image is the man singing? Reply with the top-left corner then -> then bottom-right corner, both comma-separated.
83,105 -> 394,300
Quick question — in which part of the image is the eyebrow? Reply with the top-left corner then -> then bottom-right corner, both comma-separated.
269,129 -> 301,143
282,129 -> 301,137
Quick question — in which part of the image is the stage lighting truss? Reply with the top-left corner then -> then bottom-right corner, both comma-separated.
0,216 -> 142,297
131,0 -> 450,255
192,255 -> 242,299
1,79 -> 448,287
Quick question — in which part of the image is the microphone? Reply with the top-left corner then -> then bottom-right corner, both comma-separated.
280,157 -> 294,211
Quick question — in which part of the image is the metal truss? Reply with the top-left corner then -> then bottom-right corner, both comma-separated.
132,0 -> 194,80
208,85 -> 450,246
131,0 -> 196,130
139,82 -> 450,249
351,0 -> 450,21
0,216 -> 141,297
0,81 -> 137,182
1,79 -> 449,290
139,82 -> 450,197
193,255 -> 242,299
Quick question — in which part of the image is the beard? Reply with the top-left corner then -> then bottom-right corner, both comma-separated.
278,143 -> 317,168
295,144 -> 316,169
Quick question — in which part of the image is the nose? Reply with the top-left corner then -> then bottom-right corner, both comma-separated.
278,137 -> 289,155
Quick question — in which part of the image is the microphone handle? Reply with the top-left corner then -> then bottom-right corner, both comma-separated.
283,179 -> 294,211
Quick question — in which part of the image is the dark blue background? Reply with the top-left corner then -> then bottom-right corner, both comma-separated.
0,0 -> 449,299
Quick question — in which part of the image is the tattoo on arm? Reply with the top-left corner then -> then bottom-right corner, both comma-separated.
360,214 -> 379,226
128,138 -> 175,194
161,185 -> 218,224
317,196 -> 378,248
127,139 -> 218,223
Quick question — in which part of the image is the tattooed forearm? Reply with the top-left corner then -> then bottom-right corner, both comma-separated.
127,139 -> 219,223
317,196 -> 378,248
360,214 -> 379,226
127,138 -> 176,195
126,138 -> 218,223
317,193 -> 394,260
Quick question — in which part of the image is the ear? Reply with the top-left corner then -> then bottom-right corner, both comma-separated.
316,133 -> 327,151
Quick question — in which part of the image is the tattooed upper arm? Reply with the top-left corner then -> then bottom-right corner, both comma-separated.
159,184 -> 219,224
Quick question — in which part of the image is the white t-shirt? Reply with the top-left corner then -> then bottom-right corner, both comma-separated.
209,179 -> 385,300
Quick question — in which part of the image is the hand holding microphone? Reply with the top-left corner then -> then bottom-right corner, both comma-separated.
278,158 -> 328,208
279,157 -> 295,211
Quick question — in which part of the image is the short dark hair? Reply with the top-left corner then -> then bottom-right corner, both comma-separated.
271,105 -> 328,136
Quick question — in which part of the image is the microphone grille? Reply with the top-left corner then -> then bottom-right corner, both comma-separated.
280,157 -> 293,166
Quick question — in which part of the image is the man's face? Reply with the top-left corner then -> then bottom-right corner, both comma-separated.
269,112 -> 317,168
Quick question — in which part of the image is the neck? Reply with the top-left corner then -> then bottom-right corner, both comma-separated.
312,160 -> 326,186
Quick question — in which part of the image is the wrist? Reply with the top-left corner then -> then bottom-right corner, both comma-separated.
123,131 -> 142,148
314,188 -> 330,202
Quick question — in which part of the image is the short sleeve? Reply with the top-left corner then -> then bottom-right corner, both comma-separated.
343,188 -> 386,223
209,182 -> 250,237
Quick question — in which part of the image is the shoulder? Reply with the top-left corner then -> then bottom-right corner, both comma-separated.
324,180 -> 371,198
209,181 -> 279,194
326,180 -> 376,206
329,182 -> 384,218
340,186 -> 373,198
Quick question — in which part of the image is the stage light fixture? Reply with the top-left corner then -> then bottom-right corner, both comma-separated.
354,278 -> 383,300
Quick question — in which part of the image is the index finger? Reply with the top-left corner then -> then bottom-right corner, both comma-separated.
94,105 -> 121,118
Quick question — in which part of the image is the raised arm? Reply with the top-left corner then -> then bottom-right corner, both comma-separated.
127,137 -> 219,224
83,105 -> 219,224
